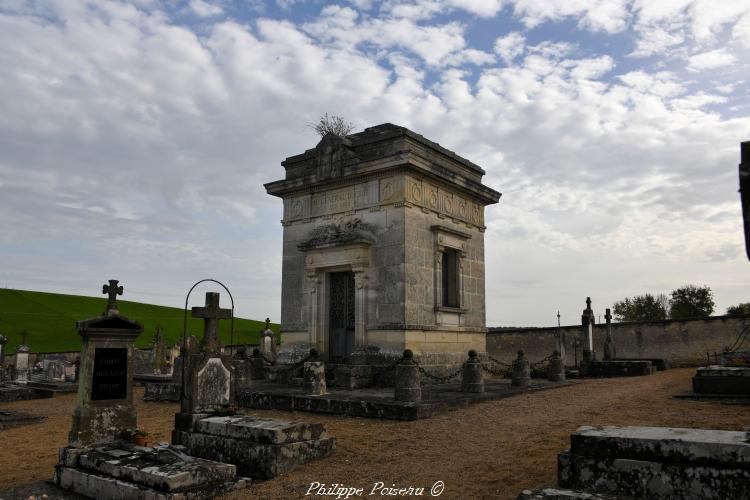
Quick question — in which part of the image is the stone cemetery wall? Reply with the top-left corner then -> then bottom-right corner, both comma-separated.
487,314 -> 750,366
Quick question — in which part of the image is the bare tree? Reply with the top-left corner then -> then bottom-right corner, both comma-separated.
310,113 -> 355,137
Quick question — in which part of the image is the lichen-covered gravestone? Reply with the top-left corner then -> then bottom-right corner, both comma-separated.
14,344 -> 31,383
55,281 -> 248,499
172,292 -> 335,478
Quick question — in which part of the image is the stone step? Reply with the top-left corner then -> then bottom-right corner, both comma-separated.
517,488 -> 635,500
195,415 -> 327,444
70,445 -> 238,491
569,425 -> 750,468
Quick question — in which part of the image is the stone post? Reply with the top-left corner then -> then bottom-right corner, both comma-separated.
548,350 -> 565,382
260,318 -> 277,365
14,344 -> 30,383
511,350 -> 530,387
603,308 -> 616,361
461,350 -> 484,393
303,349 -> 326,396
394,350 -> 421,402
68,281 -> 143,447
581,297 -> 595,363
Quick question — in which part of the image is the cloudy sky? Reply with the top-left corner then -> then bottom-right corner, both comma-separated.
1,0 -> 749,327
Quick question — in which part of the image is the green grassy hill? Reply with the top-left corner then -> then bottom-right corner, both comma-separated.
0,288 -> 279,353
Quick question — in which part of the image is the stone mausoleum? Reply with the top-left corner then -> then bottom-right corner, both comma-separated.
265,123 -> 500,370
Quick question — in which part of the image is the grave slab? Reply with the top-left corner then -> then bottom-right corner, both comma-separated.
558,425 -> 750,500
0,408 -> 45,430
55,444 -> 248,499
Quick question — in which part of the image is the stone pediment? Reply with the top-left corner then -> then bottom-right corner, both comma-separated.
297,217 -> 376,251
77,313 -> 143,333
305,133 -> 359,181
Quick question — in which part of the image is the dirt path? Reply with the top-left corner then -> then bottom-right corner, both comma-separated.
0,369 -> 746,499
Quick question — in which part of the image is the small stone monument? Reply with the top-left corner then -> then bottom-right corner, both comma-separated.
395,350 -> 421,402
260,318 -> 277,364
581,297 -> 596,364
150,326 -> 170,375
14,343 -> 31,383
179,292 -> 234,414
56,281 -> 249,499
548,350 -> 565,382
511,349 -> 530,387
603,308 -> 616,361
461,350 -> 484,393
303,349 -> 326,395
67,279 -> 143,447
172,296 -> 336,479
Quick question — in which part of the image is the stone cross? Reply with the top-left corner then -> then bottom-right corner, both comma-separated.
192,292 -> 231,351
102,279 -> 123,315
20,330 -> 28,346
581,297 -> 595,363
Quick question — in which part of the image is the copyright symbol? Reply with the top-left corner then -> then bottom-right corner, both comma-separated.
430,480 -> 444,496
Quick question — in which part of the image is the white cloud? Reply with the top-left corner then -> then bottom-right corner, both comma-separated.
687,48 -> 738,72
510,0 -> 631,33
1,0 -> 750,326
494,32 -> 525,65
189,0 -> 223,17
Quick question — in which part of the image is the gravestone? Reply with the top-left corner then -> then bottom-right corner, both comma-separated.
43,358 -> 68,382
178,292 -> 234,414
67,280 -> 143,447
172,293 -> 336,479
511,350 -> 530,387
14,344 -> 30,383
150,326 -> 170,375
56,281 -> 248,499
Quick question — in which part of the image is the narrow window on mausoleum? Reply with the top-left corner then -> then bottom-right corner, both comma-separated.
442,249 -> 459,308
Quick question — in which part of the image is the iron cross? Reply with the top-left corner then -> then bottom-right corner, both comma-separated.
192,292 -> 231,348
585,296 -> 592,311
103,279 -> 123,314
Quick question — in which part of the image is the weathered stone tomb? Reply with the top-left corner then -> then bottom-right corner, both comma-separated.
55,280 -> 248,499
265,123 -> 501,374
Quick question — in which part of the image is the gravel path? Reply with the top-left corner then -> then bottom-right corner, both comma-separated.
0,369 -> 746,500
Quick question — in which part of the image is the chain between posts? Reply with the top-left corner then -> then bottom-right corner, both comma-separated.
413,358 -> 466,382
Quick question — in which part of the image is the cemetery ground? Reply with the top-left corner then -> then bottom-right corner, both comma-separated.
0,368 -> 746,500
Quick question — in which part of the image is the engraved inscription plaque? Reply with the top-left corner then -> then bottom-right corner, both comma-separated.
91,347 -> 127,400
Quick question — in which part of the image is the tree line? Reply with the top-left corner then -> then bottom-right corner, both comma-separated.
612,285 -> 750,322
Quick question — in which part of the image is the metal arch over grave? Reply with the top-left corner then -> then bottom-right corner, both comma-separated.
179,278 -> 234,402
